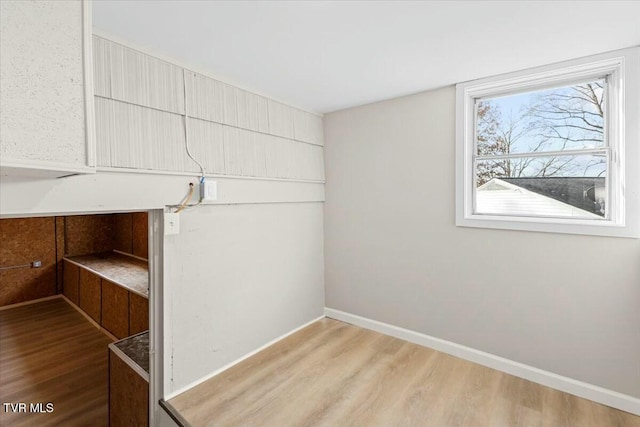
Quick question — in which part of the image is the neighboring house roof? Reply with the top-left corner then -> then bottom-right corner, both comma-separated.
476,178 -> 603,219
500,177 -> 605,216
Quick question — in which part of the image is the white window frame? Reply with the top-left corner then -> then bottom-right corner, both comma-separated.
455,47 -> 640,238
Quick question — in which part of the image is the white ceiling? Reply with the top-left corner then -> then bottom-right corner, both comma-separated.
93,1 -> 640,114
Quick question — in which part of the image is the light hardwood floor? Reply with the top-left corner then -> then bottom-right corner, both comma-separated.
169,318 -> 639,427
0,297 -> 112,426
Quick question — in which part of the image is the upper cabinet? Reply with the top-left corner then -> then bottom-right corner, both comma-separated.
0,0 -> 95,178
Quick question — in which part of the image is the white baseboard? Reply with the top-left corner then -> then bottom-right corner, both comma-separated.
164,315 -> 326,401
325,307 -> 640,416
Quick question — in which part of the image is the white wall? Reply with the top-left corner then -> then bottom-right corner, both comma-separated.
323,86 -> 640,399
163,203 -> 324,395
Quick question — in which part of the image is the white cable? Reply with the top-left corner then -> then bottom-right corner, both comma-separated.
182,69 -> 206,181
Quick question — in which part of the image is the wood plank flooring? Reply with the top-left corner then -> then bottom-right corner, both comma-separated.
0,297 -> 113,426
169,318 -> 640,427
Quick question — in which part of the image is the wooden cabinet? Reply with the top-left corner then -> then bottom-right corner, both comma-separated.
63,256 -> 149,340
79,269 -> 101,323
129,293 -> 149,335
63,260 -> 80,305
109,349 -> 148,427
132,213 -> 148,260
112,212 -> 148,260
113,214 -> 133,254
102,279 -> 130,339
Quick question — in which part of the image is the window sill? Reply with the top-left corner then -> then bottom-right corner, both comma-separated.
456,213 -> 638,238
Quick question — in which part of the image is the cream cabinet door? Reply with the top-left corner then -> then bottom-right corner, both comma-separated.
0,0 -> 95,177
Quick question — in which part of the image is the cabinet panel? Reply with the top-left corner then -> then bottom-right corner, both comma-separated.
79,269 -> 101,323
101,279 -> 129,339
131,213 -> 148,260
113,213 -> 133,254
63,260 -> 80,305
0,217 -> 57,307
109,349 -> 149,427
0,0 -> 94,177
55,217 -> 65,294
129,293 -> 149,335
64,214 -> 115,257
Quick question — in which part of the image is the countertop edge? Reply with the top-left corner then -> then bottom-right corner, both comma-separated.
109,340 -> 150,382
64,255 -> 148,299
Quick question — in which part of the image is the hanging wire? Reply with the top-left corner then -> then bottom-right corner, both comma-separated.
169,70 -> 210,212
182,69 -> 206,182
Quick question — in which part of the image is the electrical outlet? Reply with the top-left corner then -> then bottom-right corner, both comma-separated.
31,260 -> 42,268
164,212 -> 180,235
200,179 -> 217,202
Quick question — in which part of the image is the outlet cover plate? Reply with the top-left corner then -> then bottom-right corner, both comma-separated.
164,213 -> 180,235
201,180 -> 217,202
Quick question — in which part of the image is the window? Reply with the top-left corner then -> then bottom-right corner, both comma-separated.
456,48 -> 640,238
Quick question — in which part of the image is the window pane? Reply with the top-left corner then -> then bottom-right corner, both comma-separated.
475,154 -> 606,219
476,79 -> 605,155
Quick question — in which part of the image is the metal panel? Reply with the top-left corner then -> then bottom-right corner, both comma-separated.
293,110 -> 324,146
94,97 -> 113,167
263,134 -> 284,179
293,109 -> 309,145
236,90 -> 262,132
308,113 -> 325,146
248,131 -> 268,177
184,71 -> 224,123
234,129 -> 267,177
259,134 -> 323,181
95,99 -> 186,171
107,38 -> 185,114
223,126 -> 241,176
93,36 -> 111,98
268,100 -> 295,140
186,119 -> 226,175
294,142 -> 325,181
92,36 -> 324,181
256,95 -> 270,134
222,84 -> 238,127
